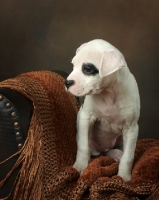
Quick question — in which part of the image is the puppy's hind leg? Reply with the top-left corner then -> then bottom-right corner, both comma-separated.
90,147 -> 100,156
105,148 -> 123,162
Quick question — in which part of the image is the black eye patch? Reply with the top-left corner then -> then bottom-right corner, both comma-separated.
82,63 -> 99,76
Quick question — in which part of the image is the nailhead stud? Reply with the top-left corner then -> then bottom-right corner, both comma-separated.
11,112 -> 17,118
14,122 -> 19,128
16,132 -> 21,137
18,143 -> 23,149
0,95 -> 3,101
6,102 -> 11,108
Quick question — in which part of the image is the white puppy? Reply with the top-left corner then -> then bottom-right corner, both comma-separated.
65,39 -> 140,182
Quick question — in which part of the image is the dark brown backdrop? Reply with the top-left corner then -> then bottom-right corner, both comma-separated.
0,0 -> 159,139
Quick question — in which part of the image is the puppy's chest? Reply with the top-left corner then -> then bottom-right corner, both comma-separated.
93,100 -> 121,122
91,99 -> 124,133
92,92 -> 119,117
93,117 -> 122,134
90,116 -> 123,152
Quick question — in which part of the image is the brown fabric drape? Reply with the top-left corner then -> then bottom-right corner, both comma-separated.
0,71 -> 159,200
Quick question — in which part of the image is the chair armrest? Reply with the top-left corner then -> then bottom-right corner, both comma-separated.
0,88 -> 33,199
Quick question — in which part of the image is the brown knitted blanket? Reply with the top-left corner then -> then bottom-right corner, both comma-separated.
0,71 -> 159,200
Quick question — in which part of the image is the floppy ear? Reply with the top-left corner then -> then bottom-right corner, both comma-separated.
99,51 -> 125,77
76,43 -> 87,54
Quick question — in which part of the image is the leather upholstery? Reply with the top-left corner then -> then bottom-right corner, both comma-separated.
0,88 -> 33,199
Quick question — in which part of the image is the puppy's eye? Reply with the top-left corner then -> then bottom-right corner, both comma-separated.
83,66 -> 93,73
82,63 -> 99,76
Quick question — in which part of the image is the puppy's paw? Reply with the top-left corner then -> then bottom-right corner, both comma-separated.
106,149 -> 123,162
73,161 -> 88,175
118,171 -> 131,182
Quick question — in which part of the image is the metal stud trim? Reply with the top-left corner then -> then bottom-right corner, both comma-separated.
14,122 -> 19,128
18,143 -> 23,149
0,94 -> 24,150
0,95 -> 3,101
6,102 -> 11,108
16,132 -> 21,137
11,111 -> 17,118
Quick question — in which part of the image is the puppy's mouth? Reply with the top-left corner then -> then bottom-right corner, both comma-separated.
88,86 -> 103,95
67,87 -> 102,97
65,84 -> 85,97
65,79 -> 101,97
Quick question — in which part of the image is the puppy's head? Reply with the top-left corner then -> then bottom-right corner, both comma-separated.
65,39 -> 125,97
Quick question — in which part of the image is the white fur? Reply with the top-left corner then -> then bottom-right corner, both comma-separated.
66,39 -> 140,182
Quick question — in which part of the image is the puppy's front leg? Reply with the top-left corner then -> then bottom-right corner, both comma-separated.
73,108 -> 93,175
118,123 -> 139,182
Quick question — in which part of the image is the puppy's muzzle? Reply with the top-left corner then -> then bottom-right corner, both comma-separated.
65,80 -> 75,89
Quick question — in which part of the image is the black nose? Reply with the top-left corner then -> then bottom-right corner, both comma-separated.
65,80 -> 75,89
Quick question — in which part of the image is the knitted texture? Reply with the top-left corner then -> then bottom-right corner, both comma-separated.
0,71 -> 159,200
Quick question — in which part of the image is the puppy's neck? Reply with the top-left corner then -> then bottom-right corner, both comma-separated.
95,66 -> 129,105
98,88 -> 117,105
93,80 -> 117,106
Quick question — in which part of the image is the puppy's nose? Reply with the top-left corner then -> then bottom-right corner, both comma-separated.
65,80 -> 75,89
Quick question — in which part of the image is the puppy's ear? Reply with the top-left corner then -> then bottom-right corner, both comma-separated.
76,43 -> 87,54
99,51 -> 125,77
